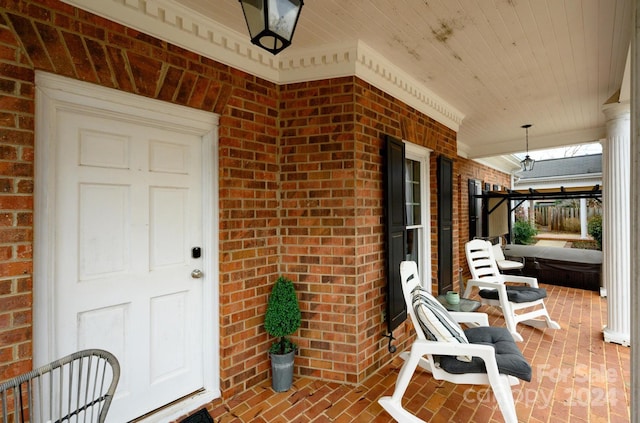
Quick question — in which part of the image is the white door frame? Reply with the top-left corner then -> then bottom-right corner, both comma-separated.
33,72 -> 220,420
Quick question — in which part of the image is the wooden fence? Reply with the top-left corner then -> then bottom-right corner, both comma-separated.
534,205 -> 601,232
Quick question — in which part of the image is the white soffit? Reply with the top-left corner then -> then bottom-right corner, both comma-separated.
473,156 -> 521,175
468,126 -> 607,160
59,0 -> 464,132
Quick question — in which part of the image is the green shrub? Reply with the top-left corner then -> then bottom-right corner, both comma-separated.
588,214 -> 602,250
264,276 -> 301,355
513,219 -> 538,245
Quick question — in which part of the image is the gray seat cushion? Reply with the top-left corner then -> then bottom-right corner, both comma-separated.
478,285 -> 547,303
438,326 -> 532,381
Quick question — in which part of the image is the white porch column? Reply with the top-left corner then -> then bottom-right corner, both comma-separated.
580,198 -> 588,239
631,3 -> 640,421
602,100 -> 631,346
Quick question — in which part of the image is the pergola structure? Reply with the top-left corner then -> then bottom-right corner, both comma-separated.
475,185 -> 602,243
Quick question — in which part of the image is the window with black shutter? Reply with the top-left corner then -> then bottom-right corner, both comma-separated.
384,136 -> 432,352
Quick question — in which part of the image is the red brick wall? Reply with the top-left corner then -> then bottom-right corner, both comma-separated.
0,0 -> 511,401
279,78 -> 361,383
278,77 -> 460,384
0,0 -> 281,397
0,1 -> 38,382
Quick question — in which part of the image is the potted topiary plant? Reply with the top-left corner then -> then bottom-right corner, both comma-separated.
264,275 -> 301,392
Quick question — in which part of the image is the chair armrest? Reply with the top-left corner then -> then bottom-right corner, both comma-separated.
500,274 -> 539,287
498,259 -> 524,267
411,339 -> 496,362
504,255 -> 525,264
463,278 -> 507,298
450,312 -> 489,327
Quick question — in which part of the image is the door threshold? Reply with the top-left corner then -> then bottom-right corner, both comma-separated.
131,389 -> 218,423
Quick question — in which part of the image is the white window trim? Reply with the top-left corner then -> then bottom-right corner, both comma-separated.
404,141 -> 432,292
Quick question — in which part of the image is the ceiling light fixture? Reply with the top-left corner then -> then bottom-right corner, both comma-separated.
520,124 -> 535,171
239,0 -> 304,55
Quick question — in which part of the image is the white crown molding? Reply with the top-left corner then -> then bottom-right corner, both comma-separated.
60,0 -> 281,80
60,0 -> 464,131
279,40 -> 464,130
277,41 -> 360,83
352,41 -> 463,131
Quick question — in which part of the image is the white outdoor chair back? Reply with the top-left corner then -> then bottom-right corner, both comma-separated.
378,261 -> 532,423
464,239 -> 560,341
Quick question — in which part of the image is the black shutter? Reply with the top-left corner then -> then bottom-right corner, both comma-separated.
468,178 -> 482,239
384,135 -> 407,335
437,156 -> 453,294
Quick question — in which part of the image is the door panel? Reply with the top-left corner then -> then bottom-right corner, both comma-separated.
55,110 -> 204,421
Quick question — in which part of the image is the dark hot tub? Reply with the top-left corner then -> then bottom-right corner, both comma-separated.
502,245 -> 602,292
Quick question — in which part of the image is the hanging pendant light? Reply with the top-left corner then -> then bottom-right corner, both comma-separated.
239,0 -> 304,55
520,124 -> 535,171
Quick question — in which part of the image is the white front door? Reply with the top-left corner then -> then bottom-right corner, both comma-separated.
34,73 -> 220,422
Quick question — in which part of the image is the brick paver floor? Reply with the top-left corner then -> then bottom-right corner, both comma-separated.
188,283 -> 630,422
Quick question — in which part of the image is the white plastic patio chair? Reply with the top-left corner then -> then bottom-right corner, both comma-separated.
0,349 -> 120,423
492,241 -> 524,273
378,261 -> 532,423
464,239 -> 561,342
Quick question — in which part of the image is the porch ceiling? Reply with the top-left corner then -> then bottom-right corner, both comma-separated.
62,0 -> 632,160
